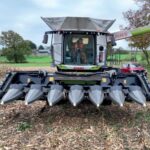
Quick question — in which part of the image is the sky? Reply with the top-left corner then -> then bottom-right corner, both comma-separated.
0,0 -> 138,49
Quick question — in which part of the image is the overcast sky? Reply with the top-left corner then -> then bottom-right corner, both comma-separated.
0,0 -> 138,48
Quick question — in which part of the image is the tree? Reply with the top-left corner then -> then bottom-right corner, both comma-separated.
0,30 -> 32,63
123,0 -> 150,64
38,45 -> 44,50
25,40 -> 37,50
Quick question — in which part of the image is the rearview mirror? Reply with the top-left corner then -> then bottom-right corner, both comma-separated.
99,46 -> 104,51
42,34 -> 48,44
111,36 -> 116,46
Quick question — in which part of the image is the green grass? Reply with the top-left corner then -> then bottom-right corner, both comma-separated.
0,52 -> 149,70
108,53 -> 143,61
0,55 -> 52,67
0,56 -> 7,63
17,121 -> 32,132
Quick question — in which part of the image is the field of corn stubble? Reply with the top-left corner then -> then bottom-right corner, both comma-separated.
0,65 -> 150,150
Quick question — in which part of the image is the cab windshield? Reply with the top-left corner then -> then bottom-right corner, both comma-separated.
63,34 -> 95,65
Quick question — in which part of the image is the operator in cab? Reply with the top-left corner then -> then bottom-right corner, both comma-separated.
73,38 -> 87,64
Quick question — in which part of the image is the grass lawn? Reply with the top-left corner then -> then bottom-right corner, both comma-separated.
108,52 -> 143,61
0,53 -> 149,73
0,55 -> 52,67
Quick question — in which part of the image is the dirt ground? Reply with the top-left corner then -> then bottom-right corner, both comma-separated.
0,65 -> 150,150
0,102 -> 150,150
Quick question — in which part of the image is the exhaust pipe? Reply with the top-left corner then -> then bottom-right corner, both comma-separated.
25,84 -> 43,105
109,86 -> 125,107
128,86 -> 146,107
89,85 -> 104,107
69,85 -> 84,107
47,85 -> 64,106
1,84 -> 24,105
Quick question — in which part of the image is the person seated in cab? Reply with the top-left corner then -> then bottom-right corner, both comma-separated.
72,38 -> 87,64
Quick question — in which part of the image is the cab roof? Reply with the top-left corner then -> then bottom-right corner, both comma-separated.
42,17 -> 115,32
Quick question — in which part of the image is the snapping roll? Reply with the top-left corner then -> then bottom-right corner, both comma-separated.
69,85 -> 84,107
1,84 -> 24,105
128,86 -> 146,107
25,84 -> 43,105
109,86 -> 125,107
47,84 -> 64,106
89,85 -> 104,107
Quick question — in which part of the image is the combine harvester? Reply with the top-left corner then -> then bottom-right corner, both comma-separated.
0,17 -> 150,107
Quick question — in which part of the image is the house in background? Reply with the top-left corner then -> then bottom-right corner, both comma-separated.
32,47 -> 51,56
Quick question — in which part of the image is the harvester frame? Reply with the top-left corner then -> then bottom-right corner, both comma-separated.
0,17 -> 150,108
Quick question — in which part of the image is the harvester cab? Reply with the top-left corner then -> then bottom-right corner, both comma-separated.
42,17 -> 116,72
0,17 -> 150,108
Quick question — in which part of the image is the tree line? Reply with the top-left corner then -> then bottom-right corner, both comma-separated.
0,31 -> 45,63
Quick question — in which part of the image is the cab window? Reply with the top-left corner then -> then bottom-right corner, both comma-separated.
64,34 -> 95,65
